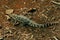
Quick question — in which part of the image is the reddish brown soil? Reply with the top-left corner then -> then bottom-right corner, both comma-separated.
0,0 -> 60,40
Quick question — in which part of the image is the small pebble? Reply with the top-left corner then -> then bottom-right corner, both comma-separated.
24,2 -> 26,4
6,9 -> 14,14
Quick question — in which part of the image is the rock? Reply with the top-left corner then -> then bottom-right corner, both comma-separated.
6,9 -> 14,14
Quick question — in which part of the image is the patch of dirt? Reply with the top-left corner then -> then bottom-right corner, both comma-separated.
0,0 -> 60,40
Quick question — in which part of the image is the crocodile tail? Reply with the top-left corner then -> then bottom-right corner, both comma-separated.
28,22 -> 59,28
42,22 -> 59,28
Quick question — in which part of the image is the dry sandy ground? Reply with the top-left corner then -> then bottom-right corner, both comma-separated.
0,0 -> 60,40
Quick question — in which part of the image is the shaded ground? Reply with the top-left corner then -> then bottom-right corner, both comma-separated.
0,0 -> 60,40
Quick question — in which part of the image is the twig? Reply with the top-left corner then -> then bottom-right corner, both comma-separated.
51,0 -> 60,5
53,36 -> 58,40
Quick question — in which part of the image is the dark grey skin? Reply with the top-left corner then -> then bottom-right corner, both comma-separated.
6,14 -> 59,28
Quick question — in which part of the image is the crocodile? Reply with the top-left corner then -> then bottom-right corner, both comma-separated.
6,13 -> 59,28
